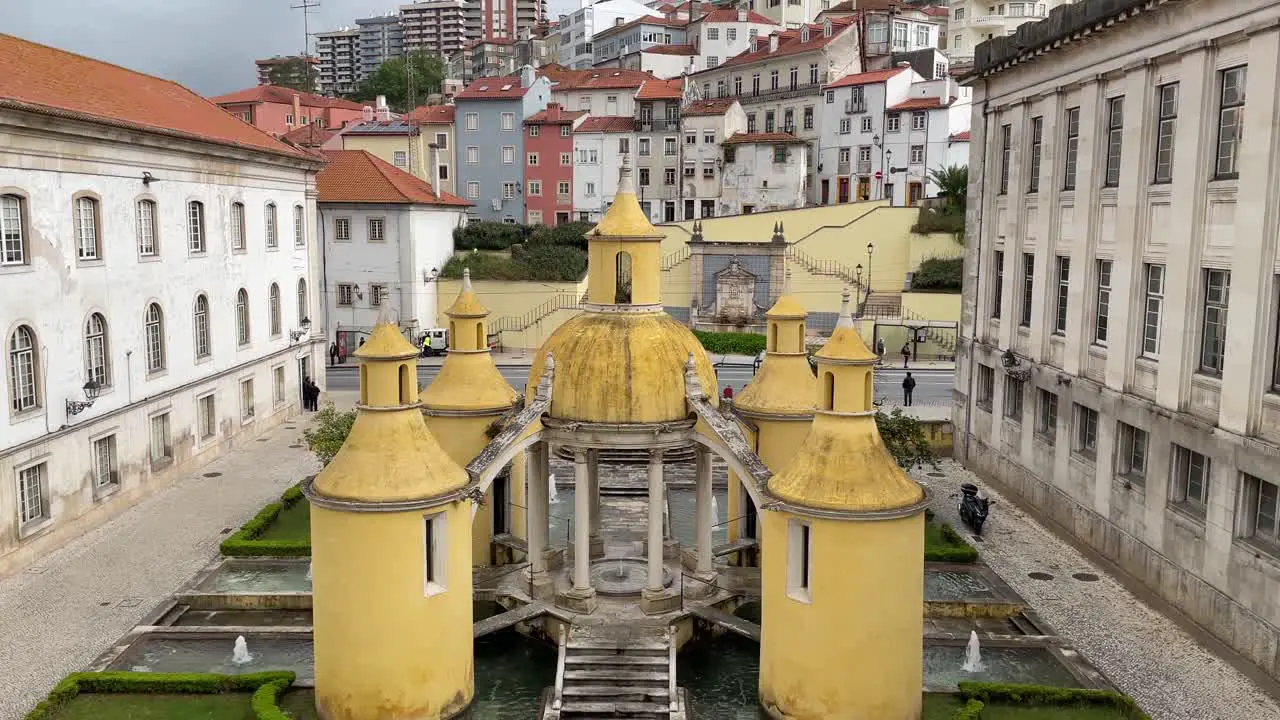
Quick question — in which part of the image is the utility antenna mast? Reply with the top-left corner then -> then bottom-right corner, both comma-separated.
291,0 -> 321,80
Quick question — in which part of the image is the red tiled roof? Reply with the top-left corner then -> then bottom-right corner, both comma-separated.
456,76 -> 531,100
525,106 -> 586,124
696,9 -> 777,24
716,17 -> 856,69
636,77 -> 683,100
683,98 -> 737,116
281,123 -> 335,148
0,34 -> 310,159
821,0 -> 904,12
722,131 -> 806,145
575,116 -> 636,133
888,96 -> 952,111
593,15 -> 687,40
317,150 -> 469,206
641,44 -> 696,56
920,5 -> 950,16
949,131 -> 971,141
405,105 -> 456,124
658,3 -> 677,11
825,67 -> 909,89
545,67 -> 655,90
212,84 -> 365,111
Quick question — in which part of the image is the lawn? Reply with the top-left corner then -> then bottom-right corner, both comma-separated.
922,694 -> 1133,719
924,517 -> 979,562
254,499 -> 310,542
278,689 -> 319,719
48,693 -> 254,720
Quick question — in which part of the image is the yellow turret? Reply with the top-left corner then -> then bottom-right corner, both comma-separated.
726,269 -> 815,565
422,269 -> 524,566
307,307 -> 476,720
758,288 -> 927,720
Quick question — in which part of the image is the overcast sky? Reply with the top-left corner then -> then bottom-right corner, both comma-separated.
2,0 -> 580,97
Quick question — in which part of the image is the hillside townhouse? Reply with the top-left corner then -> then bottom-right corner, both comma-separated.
212,86 -> 366,136
880,76 -> 970,205
556,0 -> 654,68
687,7 -> 778,72
459,38 -> 519,84
523,103 -> 586,225
516,21 -> 558,67
945,0 -> 1065,67
818,0 -> 943,68
0,35 -> 325,574
591,16 -> 690,66
341,119 -> 427,179
751,0 -> 819,29
633,77 -> 687,222
688,16 -> 863,206
453,68 -> 553,222
405,105 -> 459,195
542,66 -> 651,115
679,98 -> 747,218
615,43 -> 697,78
571,116 -> 635,222
719,132 -> 809,213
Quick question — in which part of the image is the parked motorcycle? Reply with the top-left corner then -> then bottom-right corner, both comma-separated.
957,482 -> 995,535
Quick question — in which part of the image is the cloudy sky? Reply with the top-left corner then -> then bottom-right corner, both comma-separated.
2,0 -> 580,97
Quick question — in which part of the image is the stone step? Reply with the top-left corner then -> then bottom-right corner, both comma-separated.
559,700 -> 672,717
563,669 -> 669,683
565,654 -> 668,667
567,637 -> 670,653
563,685 -> 670,700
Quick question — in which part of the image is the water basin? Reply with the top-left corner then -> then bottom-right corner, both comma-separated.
174,609 -> 313,627
924,569 -> 998,602
110,634 -> 314,680
923,644 -> 1081,689
201,561 -> 311,593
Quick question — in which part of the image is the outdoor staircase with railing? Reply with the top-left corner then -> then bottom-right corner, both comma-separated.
784,246 -> 869,299
660,246 -> 691,271
544,625 -> 683,719
489,291 -> 587,342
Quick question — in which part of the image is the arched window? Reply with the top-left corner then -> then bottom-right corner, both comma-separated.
236,289 -> 250,346
399,364 -> 413,404
8,325 -> 39,412
144,304 -> 165,373
230,201 -> 246,251
187,201 -> 206,253
136,199 -> 157,256
475,324 -> 484,350
293,205 -> 305,247
822,371 -> 834,411
615,251 -> 633,303
74,195 -> 100,260
864,370 -> 873,409
265,202 -> 278,249
269,283 -> 282,337
84,313 -> 110,387
768,324 -> 777,353
1,194 -> 27,265
194,294 -> 211,359
798,322 -> 805,351
296,278 -> 308,324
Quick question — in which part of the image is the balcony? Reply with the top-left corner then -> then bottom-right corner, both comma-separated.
635,119 -> 680,133
844,99 -> 866,114
857,160 -> 872,174
741,81 -> 825,106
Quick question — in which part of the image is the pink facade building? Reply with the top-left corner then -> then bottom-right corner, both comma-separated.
212,85 -> 367,137
523,103 -> 584,226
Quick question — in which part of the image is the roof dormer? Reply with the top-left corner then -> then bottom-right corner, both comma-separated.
800,26 -> 810,42
823,19 -> 833,37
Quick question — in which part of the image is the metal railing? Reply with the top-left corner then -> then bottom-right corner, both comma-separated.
740,82 -> 825,105
490,292 -> 583,335
661,245 -> 691,271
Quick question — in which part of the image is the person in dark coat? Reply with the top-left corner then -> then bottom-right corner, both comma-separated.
329,342 -> 339,366
902,372 -> 916,407
302,377 -> 319,411
901,342 -> 912,369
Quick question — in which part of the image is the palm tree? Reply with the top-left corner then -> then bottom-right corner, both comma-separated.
927,165 -> 968,213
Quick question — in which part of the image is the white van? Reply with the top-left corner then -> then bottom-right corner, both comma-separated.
421,328 -> 449,356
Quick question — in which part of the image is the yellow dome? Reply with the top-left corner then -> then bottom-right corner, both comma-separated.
312,410 -> 469,502
422,352 -> 518,412
525,311 -> 718,424
735,355 -> 815,416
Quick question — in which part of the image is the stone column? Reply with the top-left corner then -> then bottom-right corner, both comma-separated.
587,449 -> 603,557
526,442 -> 552,600
646,449 -> 666,592
556,447 -> 597,613
695,446 -> 715,578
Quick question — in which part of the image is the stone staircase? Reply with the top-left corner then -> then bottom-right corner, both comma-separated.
544,625 -> 684,719
862,291 -> 903,317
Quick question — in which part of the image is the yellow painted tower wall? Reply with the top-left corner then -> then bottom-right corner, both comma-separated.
587,238 -> 662,305
758,511 -> 924,719
724,420 -> 809,546
312,504 -> 475,719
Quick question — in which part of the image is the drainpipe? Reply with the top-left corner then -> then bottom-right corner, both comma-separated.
962,78 -> 990,463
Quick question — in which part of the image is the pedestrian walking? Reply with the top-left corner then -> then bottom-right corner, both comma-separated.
902,372 -> 916,407
329,342 -> 339,366
901,342 -> 911,369
876,338 -> 886,365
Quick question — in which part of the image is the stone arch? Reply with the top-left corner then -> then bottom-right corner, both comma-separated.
469,429 -> 545,519
690,432 -> 768,511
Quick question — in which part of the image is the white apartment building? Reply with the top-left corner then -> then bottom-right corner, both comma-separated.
946,0 -> 1066,65
679,98 -> 746,218
556,0 -> 655,68
571,116 -> 634,222
958,0 -> 1280,682
401,0 -> 477,58
753,0 -> 819,30
0,35 -> 325,575
614,45 -> 695,78
687,8 -> 778,73
688,16 -> 863,206
881,77 -> 970,205
315,27 -> 361,97
544,67 -> 650,116
719,132 -> 809,214
591,15 -> 690,66
317,150 -> 468,352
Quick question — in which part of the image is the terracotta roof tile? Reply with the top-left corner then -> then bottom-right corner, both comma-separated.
405,105 -> 456,124
920,5 -> 950,16
722,131 -> 806,145
641,44 -> 696,56
636,77 -> 683,100
575,116 -> 636,133
949,130 -> 971,141
525,105 -> 587,124
696,8 -> 777,24
825,67 -> 909,89
281,123 -> 336,148
545,67 -> 655,90
0,34 -> 309,159
715,17 -> 855,70
888,96 -> 951,111
456,75 -> 532,100
211,84 -> 365,111
683,98 -> 737,116
317,150 -> 470,206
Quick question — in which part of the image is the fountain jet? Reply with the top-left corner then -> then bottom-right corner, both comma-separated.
232,635 -> 254,665
548,474 -> 558,502
961,631 -> 983,673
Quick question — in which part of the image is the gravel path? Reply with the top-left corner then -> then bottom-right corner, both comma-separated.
916,460 -> 1280,720
0,424 -> 317,718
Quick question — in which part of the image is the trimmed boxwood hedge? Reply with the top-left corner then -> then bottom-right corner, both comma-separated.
954,698 -> 985,720
955,683 -> 1150,719
24,671 -> 296,720
220,483 -> 310,557
692,330 -> 767,356
923,510 -> 980,563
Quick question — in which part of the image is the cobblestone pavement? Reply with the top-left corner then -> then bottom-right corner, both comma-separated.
0,422 -> 318,718
916,460 -> 1280,720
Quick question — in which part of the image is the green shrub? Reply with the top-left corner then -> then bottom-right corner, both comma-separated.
25,671 -> 296,720
250,679 -> 293,720
875,409 -> 936,469
912,256 -> 963,292
512,243 -> 589,280
220,484 -> 311,557
954,698 -> 985,720
692,330 -> 767,356
925,522 -> 979,563
528,221 -> 593,250
912,207 -> 966,237
453,221 -> 528,250
957,683 -> 1150,720
303,403 -> 356,467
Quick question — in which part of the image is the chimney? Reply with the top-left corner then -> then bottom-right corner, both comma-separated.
737,8 -> 747,21
292,94 -> 302,127
769,34 -> 779,53
362,105 -> 374,122
375,95 -> 391,121
691,0 -> 701,21
520,64 -> 536,88
547,102 -> 561,121
429,143 -> 441,195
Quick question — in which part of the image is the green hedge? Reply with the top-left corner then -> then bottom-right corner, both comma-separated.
220,483 -> 311,557
453,221 -> 528,251
912,207 -> 966,237
692,330 -> 767,356
956,683 -> 1150,719
912,256 -> 963,292
25,671 -> 296,720
924,510 -> 979,563
442,245 -> 587,281
954,698 -> 985,720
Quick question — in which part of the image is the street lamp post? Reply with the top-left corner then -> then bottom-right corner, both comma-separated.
884,150 -> 893,206
855,264 -> 863,317
865,242 -> 875,306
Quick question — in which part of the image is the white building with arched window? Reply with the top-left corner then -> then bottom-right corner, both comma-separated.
0,34 -> 325,574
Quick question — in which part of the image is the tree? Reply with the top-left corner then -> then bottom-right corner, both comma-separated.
875,409 -> 937,469
927,164 -> 969,213
303,404 -> 357,466
267,57 -> 319,93
349,53 -> 445,113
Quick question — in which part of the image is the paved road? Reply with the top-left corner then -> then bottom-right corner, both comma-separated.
325,362 -> 955,406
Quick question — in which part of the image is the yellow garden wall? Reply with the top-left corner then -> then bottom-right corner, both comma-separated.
900,293 -> 962,324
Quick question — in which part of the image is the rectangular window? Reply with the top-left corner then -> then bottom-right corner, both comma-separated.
664,168 -> 676,185
1216,67 -> 1246,179
465,113 -> 478,131
706,27 -> 719,40
1244,474 -> 1280,550
240,378 -> 255,421
136,200 -> 156,256
17,463 -> 47,527
1028,116 -> 1042,193
393,150 -> 408,167
1054,256 -> 1070,334
1037,389 -> 1058,442
619,138 -> 630,154
1095,260 -> 1112,345
1074,404 -> 1098,457
337,283 -> 354,306
1103,96 -> 1124,187
1117,423 -> 1148,483
273,365 -> 286,407
746,114 -> 756,133
728,28 -> 737,41
1200,269 -> 1230,375
335,217 -> 351,241
371,284 -> 386,307
528,180 -> 542,196
558,181 -> 571,196
435,132 -> 448,149
1063,107 -> 1080,190
664,137 -> 677,156
466,182 -> 480,199
500,112 -> 515,130
584,182 -> 595,196
909,145 -> 924,164
1142,264 -> 1164,358
188,201 -> 206,253
861,116 -> 873,133
1,195 -> 25,265
502,182 -> 516,199
1154,83 -> 1178,183
787,519 -> 812,603
561,152 -> 572,166
839,118 -> 851,134
887,115 -> 901,133
368,218 -> 385,243
424,513 -> 447,594
977,364 -> 994,410
639,138 -> 651,156
150,412 -> 172,465
502,146 -> 515,164
1019,253 -> 1034,327
991,251 -> 1004,319
528,125 -> 540,137
197,393 -> 216,441
466,146 -> 479,164
527,152 -> 539,166
803,106 -> 814,130
92,435 -> 118,491
911,111 -> 926,131
1003,376 -> 1024,420
293,206 -> 305,247
1171,445 -> 1210,515
639,169 -> 650,187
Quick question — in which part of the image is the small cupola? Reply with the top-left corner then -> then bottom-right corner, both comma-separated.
735,269 -> 815,418
421,268 -> 519,413
584,156 -> 665,309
